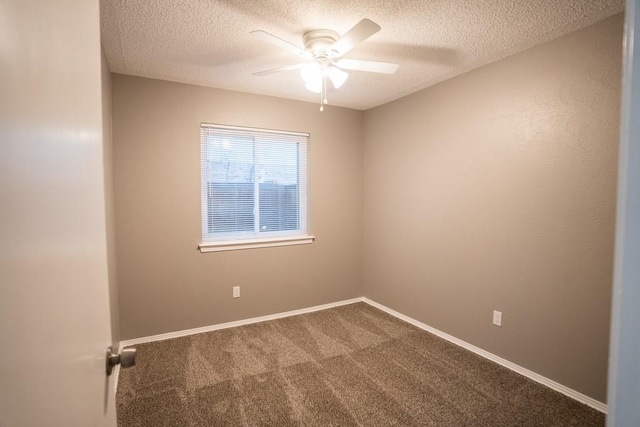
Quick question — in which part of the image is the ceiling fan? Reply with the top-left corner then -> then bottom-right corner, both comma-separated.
251,19 -> 399,110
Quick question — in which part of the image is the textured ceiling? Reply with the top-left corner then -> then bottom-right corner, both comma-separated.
100,0 -> 624,110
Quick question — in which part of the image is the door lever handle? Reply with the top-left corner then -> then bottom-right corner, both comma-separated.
106,346 -> 136,376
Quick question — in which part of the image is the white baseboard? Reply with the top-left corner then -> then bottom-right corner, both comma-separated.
115,295 -> 607,414
118,297 -> 364,348
362,297 -> 607,414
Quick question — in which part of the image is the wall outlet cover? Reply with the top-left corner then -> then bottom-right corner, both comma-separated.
493,310 -> 502,327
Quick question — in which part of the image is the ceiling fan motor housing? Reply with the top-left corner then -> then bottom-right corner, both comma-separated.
303,29 -> 340,60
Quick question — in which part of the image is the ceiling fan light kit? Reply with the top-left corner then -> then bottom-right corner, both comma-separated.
252,19 -> 399,111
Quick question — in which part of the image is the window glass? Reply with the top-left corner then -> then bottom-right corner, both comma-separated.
200,124 -> 308,242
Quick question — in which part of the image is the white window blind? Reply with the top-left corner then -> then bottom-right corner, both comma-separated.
200,124 -> 309,246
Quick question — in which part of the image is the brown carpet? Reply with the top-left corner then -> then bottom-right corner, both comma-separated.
117,302 -> 604,426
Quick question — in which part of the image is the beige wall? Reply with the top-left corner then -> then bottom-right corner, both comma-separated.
100,48 -> 120,348
362,15 -> 622,402
112,75 -> 363,340
102,47 -> 120,347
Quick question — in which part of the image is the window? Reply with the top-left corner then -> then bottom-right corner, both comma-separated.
199,124 -> 313,252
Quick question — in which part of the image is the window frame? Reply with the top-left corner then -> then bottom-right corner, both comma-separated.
198,123 -> 314,253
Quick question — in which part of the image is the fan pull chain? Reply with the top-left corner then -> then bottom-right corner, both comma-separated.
319,73 -> 328,111
323,74 -> 328,104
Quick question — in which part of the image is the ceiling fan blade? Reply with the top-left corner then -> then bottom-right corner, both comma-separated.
253,63 -> 306,76
250,30 -> 310,58
335,59 -> 399,74
330,19 -> 381,57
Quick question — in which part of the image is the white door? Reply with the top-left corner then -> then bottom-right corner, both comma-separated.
0,0 -> 117,425
607,1 -> 640,426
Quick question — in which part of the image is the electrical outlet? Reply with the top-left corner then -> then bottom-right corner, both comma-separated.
493,310 -> 502,327
233,286 -> 240,298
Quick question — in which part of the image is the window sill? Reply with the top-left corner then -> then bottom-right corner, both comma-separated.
198,235 -> 315,253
